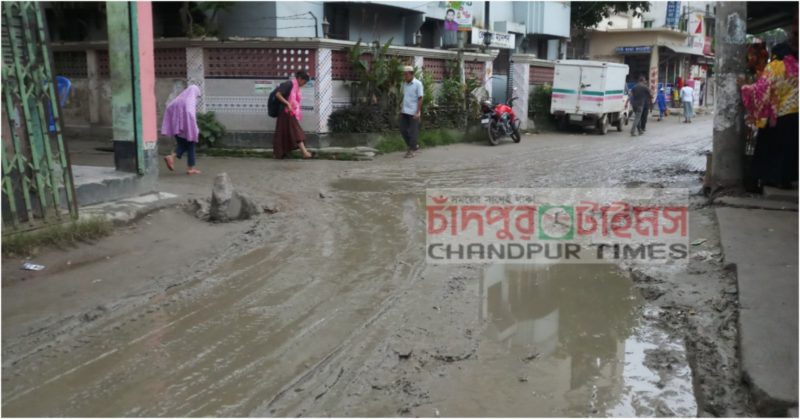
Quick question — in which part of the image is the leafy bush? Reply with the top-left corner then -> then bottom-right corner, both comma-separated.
346,39 -> 405,109
329,105 -> 397,133
197,111 -> 226,148
418,69 -> 435,111
529,83 -> 556,129
330,48 -> 480,134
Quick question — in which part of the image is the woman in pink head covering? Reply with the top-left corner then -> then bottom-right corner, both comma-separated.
161,85 -> 202,175
273,71 -> 312,159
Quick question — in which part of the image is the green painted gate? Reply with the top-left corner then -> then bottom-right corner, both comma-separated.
1,1 -> 77,231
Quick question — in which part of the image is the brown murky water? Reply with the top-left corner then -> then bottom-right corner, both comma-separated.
426,264 -> 696,417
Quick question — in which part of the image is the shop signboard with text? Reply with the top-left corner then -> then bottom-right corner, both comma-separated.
470,28 -> 516,49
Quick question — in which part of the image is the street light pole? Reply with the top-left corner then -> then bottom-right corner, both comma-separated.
710,1 -> 747,190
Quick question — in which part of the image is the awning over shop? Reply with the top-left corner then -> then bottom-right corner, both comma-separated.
663,44 -> 708,57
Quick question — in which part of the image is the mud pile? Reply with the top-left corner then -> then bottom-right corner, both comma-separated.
187,172 -> 277,222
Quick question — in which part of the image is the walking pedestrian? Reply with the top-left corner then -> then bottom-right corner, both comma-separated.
162,85 -> 202,175
399,66 -> 423,158
629,77 -> 651,136
680,83 -> 695,123
639,98 -> 650,132
656,87 -> 667,121
273,71 -> 313,159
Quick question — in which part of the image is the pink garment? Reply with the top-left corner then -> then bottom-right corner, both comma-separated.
161,85 -> 201,142
287,78 -> 302,122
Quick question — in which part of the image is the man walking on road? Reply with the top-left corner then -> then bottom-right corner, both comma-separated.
400,66 -> 424,158
630,77 -> 651,136
680,83 -> 695,123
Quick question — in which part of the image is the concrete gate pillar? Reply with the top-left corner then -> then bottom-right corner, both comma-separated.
186,47 -> 206,112
649,46 -> 659,99
315,48 -> 333,134
85,49 -> 101,125
711,2 -> 748,189
484,60 -> 494,100
510,54 -> 532,130
106,1 -> 157,176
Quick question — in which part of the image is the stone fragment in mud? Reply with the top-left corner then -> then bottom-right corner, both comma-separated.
639,284 -> 666,301
209,173 -> 262,222
394,344 -> 413,360
522,352 -> 541,362
186,198 -> 210,220
81,305 -> 108,322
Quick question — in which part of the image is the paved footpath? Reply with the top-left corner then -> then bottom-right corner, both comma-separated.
716,192 -> 799,416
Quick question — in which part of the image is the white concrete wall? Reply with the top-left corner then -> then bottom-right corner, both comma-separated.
346,4 -> 410,45
513,1 -> 570,38
275,2 -> 324,38
596,14 -> 643,31
216,2 -> 323,38
204,78 -> 318,133
488,2 -> 515,28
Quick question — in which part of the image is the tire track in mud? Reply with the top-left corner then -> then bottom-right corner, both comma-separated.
2,182 -> 428,416
3,117 -> 727,416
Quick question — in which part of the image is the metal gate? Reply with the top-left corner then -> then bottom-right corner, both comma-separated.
2,1 -> 77,231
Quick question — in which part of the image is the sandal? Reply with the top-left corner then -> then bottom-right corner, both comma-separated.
164,155 -> 175,171
187,168 -> 201,175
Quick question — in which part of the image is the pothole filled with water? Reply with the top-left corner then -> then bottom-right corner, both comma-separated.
435,263 -> 697,417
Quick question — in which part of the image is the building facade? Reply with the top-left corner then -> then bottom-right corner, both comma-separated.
50,1 -> 572,141
576,1 -> 716,107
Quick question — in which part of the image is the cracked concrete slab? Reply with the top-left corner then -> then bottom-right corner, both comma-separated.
716,207 -> 798,415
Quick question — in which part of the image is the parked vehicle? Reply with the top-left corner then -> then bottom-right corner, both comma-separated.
481,94 -> 521,146
550,60 -> 630,135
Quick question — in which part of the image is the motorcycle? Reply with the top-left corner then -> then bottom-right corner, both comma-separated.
480,96 -> 522,146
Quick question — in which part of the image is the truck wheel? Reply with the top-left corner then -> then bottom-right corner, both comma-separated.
597,115 -> 609,135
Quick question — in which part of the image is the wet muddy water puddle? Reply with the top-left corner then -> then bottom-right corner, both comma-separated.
433,264 -> 696,417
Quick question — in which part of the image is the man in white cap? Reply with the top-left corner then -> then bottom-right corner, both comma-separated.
400,65 -> 423,158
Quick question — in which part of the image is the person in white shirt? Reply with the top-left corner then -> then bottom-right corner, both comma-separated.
680,84 -> 695,123
400,66 -> 424,158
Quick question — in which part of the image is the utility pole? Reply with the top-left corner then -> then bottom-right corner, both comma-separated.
710,1 -> 747,189
457,31 -> 466,83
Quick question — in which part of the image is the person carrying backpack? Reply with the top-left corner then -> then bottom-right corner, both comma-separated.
270,71 -> 312,159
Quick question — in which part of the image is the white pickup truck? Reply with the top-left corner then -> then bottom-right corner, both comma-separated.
550,60 -> 631,135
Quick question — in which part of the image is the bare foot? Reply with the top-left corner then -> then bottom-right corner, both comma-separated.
164,155 -> 175,171
302,151 -> 312,159
187,168 -> 201,175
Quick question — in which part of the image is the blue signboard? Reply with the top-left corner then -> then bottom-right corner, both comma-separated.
615,46 -> 652,54
665,1 -> 681,28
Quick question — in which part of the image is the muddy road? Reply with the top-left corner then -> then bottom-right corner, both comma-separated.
2,116 -> 751,416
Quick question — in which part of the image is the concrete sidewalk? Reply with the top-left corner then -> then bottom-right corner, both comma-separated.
715,192 -> 798,416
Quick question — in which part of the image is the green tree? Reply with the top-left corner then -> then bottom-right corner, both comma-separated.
571,2 -> 651,32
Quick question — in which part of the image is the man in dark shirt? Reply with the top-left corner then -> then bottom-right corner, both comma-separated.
629,77 -> 651,136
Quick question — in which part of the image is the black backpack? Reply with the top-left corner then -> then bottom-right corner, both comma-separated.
267,87 -> 280,118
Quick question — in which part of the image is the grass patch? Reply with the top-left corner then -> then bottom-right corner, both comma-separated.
2,217 -> 113,257
201,148 -> 272,158
374,133 -> 407,154
374,128 -> 484,154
